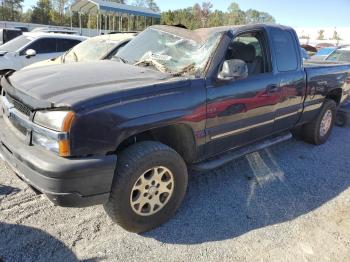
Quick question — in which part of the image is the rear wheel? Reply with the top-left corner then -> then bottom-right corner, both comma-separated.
104,141 -> 188,233
302,99 -> 337,145
335,111 -> 348,127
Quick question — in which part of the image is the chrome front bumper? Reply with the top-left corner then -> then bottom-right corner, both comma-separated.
0,95 -> 68,143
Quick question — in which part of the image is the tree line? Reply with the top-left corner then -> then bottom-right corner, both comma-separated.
0,0 -> 276,29
161,2 -> 275,29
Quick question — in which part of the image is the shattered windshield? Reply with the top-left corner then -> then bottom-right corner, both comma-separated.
114,27 -> 222,76
63,37 -> 120,63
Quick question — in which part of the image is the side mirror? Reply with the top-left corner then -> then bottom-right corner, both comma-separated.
25,49 -> 36,58
218,59 -> 248,81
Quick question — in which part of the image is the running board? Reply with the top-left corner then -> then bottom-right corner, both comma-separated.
191,132 -> 292,172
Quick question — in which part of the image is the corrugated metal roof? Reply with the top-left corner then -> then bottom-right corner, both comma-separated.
70,0 -> 161,18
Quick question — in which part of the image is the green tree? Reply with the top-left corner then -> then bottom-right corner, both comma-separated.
317,29 -> 325,40
133,0 -> 160,12
193,1 -> 213,27
146,0 -> 160,12
0,0 -> 24,21
31,0 -> 53,24
207,10 -> 224,27
246,9 -> 275,24
225,2 -> 245,25
332,29 -> 341,40
51,0 -> 69,25
20,8 -> 33,22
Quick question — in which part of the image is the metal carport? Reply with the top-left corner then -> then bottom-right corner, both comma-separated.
70,0 -> 161,35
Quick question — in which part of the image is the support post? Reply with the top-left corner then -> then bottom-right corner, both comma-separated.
105,14 -> 107,32
70,11 -> 73,29
88,13 -> 91,36
78,12 -> 82,35
96,13 -> 99,35
128,14 -> 130,31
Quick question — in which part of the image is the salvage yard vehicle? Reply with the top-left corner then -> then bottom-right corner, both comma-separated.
0,32 -> 86,75
326,46 -> 350,63
26,33 -> 136,69
311,47 -> 337,61
0,24 -> 350,233
0,28 -> 22,45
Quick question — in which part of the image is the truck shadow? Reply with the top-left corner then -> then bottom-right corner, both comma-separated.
0,223 -> 103,262
144,132 -> 350,244
0,185 -> 20,196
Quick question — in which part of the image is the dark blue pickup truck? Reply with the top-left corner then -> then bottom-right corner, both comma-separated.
1,24 -> 350,232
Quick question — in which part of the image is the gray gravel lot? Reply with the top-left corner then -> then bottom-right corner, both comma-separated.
0,127 -> 350,262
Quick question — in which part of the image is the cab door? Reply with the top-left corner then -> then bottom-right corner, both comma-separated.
19,38 -> 60,67
205,30 -> 282,157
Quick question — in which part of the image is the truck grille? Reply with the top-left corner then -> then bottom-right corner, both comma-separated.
6,94 -> 32,116
13,99 -> 31,116
2,94 -> 31,139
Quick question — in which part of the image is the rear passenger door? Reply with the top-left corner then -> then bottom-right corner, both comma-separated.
269,28 -> 306,131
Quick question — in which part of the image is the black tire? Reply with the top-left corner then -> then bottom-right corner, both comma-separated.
291,126 -> 303,140
302,99 -> 337,145
335,111 -> 348,127
104,141 -> 188,233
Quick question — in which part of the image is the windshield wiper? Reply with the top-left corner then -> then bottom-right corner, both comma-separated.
61,52 -> 67,63
172,63 -> 196,77
114,56 -> 129,64
134,59 -> 168,73
72,51 -> 78,62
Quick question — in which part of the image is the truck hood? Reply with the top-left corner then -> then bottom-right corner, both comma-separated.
7,60 -> 172,109
24,56 -> 62,69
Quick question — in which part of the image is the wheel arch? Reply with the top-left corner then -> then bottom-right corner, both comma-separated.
325,87 -> 343,105
115,123 -> 198,164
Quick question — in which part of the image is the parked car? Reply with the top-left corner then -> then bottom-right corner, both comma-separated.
301,44 -> 317,54
31,27 -> 78,35
0,28 -> 22,45
311,47 -> 337,61
1,24 -> 350,233
26,33 -> 136,69
14,26 -> 29,32
0,32 -> 86,75
315,43 -> 335,50
337,99 -> 350,126
326,46 -> 350,63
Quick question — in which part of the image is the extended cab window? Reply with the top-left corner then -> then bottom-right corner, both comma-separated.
225,31 -> 271,76
271,29 -> 298,72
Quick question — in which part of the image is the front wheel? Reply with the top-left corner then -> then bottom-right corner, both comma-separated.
104,141 -> 188,233
302,99 -> 337,145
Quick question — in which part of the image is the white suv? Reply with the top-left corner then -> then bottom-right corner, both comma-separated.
0,32 -> 86,74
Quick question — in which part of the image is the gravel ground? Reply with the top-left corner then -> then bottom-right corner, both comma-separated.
0,127 -> 350,262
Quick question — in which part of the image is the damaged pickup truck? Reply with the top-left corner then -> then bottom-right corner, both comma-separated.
1,24 -> 350,233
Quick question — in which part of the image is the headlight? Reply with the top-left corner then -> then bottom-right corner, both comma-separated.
34,110 -> 71,131
33,110 -> 75,156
